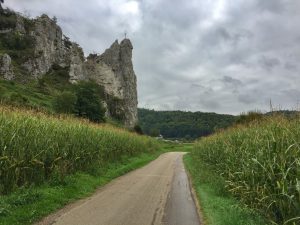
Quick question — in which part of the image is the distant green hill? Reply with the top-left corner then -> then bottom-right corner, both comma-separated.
138,108 -> 237,140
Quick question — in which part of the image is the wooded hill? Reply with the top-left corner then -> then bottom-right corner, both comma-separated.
138,108 -> 236,140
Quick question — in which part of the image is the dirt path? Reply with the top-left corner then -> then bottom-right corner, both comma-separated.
37,152 -> 201,225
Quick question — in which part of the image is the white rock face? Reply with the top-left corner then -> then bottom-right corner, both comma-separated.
69,43 -> 86,83
15,14 -> 26,34
84,39 -> 138,127
22,14 -> 67,78
0,54 -> 14,80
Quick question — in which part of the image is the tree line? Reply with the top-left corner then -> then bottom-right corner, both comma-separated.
138,108 -> 236,140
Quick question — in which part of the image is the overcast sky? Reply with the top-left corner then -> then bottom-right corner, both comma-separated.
5,0 -> 300,114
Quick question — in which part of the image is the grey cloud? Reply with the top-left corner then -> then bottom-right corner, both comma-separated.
5,0 -> 300,114
200,99 -> 221,110
259,56 -> 281,71
238,93 -> 258,104
284,62 -> 297,71
222,76 -> 242,86
255,0 -> 286,14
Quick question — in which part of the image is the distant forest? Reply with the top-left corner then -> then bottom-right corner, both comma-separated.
138,108 -> 237,140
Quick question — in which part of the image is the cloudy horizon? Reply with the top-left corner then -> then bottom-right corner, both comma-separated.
5,0 -> 300,115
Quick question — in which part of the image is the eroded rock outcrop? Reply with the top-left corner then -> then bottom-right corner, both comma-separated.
0,54 -> 14,80
0,12 -> 138,127
22,14 -> 69,78
85,39 -> 138,127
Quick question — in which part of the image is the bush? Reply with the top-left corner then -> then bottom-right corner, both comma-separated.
0,13 -> 17,30
133,124 -> 143,135
9,93 -> 29,105
149,128 -> 160,137
74,81 -> 106,122
235,111 -> 263,125
0,32 -> 35,64
1,32 -> 35,50
53,91 -> 77,114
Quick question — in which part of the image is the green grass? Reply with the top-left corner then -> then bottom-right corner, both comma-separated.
184,154 -> 266,225
0,79 -> 54,111
189,115 -> 300,225
0,64 -> 75,112
159,141 -> 194,152
0,152 -> 164,225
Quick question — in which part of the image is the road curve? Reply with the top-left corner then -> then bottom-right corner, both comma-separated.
37,152 -> 201,225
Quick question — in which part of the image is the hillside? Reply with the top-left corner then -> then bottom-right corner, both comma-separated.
0,9 -> 137,127
138,108 -> 236,139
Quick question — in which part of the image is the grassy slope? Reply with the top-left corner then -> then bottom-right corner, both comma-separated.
184,154 -> 266,225
0,79 -> 54,111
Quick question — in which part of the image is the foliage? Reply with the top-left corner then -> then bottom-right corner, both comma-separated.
0,11 -> 35,65
40,64 -> 70,91
149,127 -> 160,137
0,105 -> 160,195
73,81 -> 106,122
0,32 -> 34,50
53,91 -> 77,114
9,92 -> 29,105
133,124 -> 143,135
0,68 -> 108,123
0,11 -> 16,30
235,111 -> 264,125
106,96 -> 125,122
138,108 -> 236,139
191,115 -> 300,224
0,32 -> 35,64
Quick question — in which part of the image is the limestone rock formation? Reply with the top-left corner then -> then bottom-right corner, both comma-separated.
85,39 -> 138,127
0,54 -> 14,80
0,11 -> 138,127
22,14 -> 68,78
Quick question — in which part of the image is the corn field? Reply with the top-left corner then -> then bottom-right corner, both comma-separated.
0,106 -> 159,195
192,115 -> 300,225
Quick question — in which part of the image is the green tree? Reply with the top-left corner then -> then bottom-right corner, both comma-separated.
133,124 -> 143,135
53,91 -> 77,114
149,128 -> 160,137
74,81 -> 105,122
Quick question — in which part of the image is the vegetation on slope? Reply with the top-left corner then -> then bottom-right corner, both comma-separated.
0,64 -> 109,123
188,115 -> 300,224
0,10 -> 36,75
0,105 -> 159,195
138,108 -> 236,139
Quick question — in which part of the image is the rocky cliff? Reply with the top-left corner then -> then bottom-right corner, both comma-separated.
0,11 -> 138,127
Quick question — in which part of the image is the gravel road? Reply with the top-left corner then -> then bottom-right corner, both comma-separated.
37,152 -> 201,225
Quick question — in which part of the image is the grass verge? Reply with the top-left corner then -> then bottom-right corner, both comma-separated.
184,153 -> 266,225
0,151 -> 164,225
